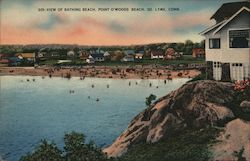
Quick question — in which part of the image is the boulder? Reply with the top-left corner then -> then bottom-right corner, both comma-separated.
210,118 -> 250,161
104,80 -> 236,157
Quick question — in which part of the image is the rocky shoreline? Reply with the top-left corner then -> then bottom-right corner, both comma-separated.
104,80 -> 250,161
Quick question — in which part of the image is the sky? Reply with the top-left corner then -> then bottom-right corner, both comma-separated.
0,0 -> 243,45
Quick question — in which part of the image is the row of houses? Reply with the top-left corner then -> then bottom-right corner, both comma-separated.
0,53 -> 36,66
85,48 -> 178,63
0,47 -> 205,66
83,48 -> 205,63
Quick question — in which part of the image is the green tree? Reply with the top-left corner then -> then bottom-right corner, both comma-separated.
176,43 -> 185,52
19,140 -> 63,161
193,43 -> 200,49
200,40 -> 205,49
145,94 -> 157,106
64,131 -> 108,161
184,40 -> 194,55
64,132 -> 109,161
20,132 -> 109,161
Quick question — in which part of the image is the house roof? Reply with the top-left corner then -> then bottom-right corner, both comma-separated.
91,53 -> 104,59
151,49 -> 164,56
96,49 -> 105,53
201,6 -> 250,35
124,50 -> 135,55
124,55 -> 134,58
166,48 -> 175,52
16,53 -> 35,58
136,50 -> 144,54
213,6 -> 250,34
166,48 -> 176,56
0,54 -> 11,58
0,59 -> 9,63
199,19 -> 227,35
90,49 -> 105,55
135,53 -> 143,56
210,1 -> 250,22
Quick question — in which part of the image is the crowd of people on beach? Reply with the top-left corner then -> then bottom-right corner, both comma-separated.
37,66 -> 195,80
0,65 -> 200,80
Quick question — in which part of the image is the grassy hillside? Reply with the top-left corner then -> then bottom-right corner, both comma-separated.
118,127 -> 220,161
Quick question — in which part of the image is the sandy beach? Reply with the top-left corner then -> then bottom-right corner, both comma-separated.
0,66 -> 200,79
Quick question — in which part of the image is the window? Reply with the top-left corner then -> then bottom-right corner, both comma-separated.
232,63 -> 243,67
209,38 -> 220,49
229,29 -> 250,48
213,62 -> 221,68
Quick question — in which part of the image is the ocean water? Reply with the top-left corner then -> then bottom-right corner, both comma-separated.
0,76 -> 189,161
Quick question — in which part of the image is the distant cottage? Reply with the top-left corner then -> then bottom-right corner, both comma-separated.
165,48 -> 181,60
192,48 -> 205,59
150,49 -> 164,59
0,54 -> 10,66
200,1 -> 250,81
135,50 -> 144,60
15,53 -> 35,62
79,51 -> 89,60
89,54 -> 105,62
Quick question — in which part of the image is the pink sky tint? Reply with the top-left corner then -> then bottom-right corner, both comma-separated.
0,1 -> 217,45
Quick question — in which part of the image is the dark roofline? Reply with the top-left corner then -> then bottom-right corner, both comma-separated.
213,6 -> 249,34
199,19 -> 227,35
210,1 -> 250,20
90,53 -> 104,58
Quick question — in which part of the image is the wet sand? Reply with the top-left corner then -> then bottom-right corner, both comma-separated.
0,66 -> 200,79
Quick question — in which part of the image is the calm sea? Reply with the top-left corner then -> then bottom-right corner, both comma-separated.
0,76 -> 189,161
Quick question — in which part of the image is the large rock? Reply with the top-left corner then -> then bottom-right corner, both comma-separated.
104,80 -> 236,157
210,119 -> 250,161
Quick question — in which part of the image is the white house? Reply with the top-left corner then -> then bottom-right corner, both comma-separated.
135,53 -> 143,59
200,1 -> 250,81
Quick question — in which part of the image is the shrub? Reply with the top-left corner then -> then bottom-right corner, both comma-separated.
187,73 -> 206,82
145,94 -> 157,106
19,140 -> 63,161
20,132 -> 109,161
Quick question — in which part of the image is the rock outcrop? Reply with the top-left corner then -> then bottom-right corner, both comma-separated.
104,80 -> 240,157
210,118 -> 250,161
